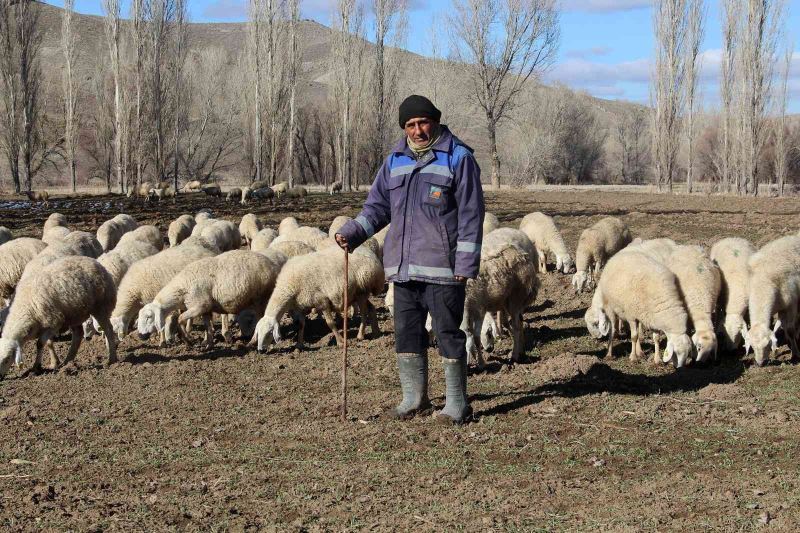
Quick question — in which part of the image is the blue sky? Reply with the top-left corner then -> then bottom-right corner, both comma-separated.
51,0 -> 800,112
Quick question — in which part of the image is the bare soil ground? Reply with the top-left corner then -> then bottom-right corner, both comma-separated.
1,190 -> 799,531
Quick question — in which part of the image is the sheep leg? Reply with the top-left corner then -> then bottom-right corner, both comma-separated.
201,314 -> 215,349
652,332 -> 661,365
605,317 -> 616,359
94,316 -> 118,365
45,340 -> 59,369
295,313 -> 307,349
629,320 -> 643,361
60,326 -> 84,367
356,300 -> 367,341
367,301 -> 380,338
510,311 -> 524,363
221,314 -> 233,344
322,309 -> 343,347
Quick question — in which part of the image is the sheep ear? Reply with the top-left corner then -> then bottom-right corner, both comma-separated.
14,343 -> 23,366
743,327 -> 751,355
598,312 -> 610,337
771,332 -> 779,351
663,340 -> 674,364
272,322 -> 281,343
154,308 -> 165,332
773,320 -> 782,334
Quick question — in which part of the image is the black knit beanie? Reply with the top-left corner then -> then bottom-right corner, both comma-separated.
398,95 -> 441,129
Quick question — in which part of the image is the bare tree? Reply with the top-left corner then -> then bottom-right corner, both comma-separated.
738,0 -> 783,196
774,42 -> 792,196
718,0 -> 740,193
102,0 -> 125,193
651,0 -> 688,193
131,0 -> 145,188
286,0 -> 299,187
0,0 -> 21,192
171,0 -> 186,188
248,0 -> 264,183
617,108 -> 649,184
684,0 -> 704,193
88,64 -> 115,192
145,0 -> 177,183
450,0 -> 560,189
61,0 -> 79,192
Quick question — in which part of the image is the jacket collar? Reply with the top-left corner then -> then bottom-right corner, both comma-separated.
392,126 -> 455,157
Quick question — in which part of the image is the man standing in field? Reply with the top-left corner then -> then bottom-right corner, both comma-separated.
336,95 -> 484,425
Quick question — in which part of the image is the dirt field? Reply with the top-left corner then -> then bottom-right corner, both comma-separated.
1,189 -> 799,531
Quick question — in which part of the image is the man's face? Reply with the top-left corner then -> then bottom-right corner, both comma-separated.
404,117 -> 437,145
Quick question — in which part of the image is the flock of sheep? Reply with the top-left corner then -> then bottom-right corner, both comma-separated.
0,203 -> 793,381
125,179 -> 329,204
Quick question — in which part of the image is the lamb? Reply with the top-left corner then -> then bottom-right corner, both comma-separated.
117,225 -> 164,252
97,213 -> 138,252
239,214 -> 263,246
0,238 -> 48,301
168,215 -> 196,247
43,213 -> 68,233
138,250 -> 287,348
182,180 -> 202,192
0,256 -> 117,379
200,220 -> 241,252
519,212 -> 574,274
483,212 -> 500,235
201,184 -> 222,198
127,181 -> 154,201
226,187 -> 242,202
42,226 -> 71,245
24,190 -> 50,206
584,250 -> 693,367
251,245 -> 384,351
250,228 -> 279,253
330,180 -> 343,194
0,227 -> 12,246
572,217 -> 632,293
271,240 -> 315,258
461,229 -> 539,367
710,237 -> 757,351
109,241 -> 219,340
663,245 -> 722,363
272,181 -> 289,197
278,216 -> 300,236
744,235 -> 800,366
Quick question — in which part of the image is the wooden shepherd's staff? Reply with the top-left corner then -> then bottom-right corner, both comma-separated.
341,246 -> 349,422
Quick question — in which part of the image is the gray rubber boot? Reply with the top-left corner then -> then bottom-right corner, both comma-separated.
434,357 -> 473,425
386,353 -> 431,419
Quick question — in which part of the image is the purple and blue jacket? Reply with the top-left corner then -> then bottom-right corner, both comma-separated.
338,127 -> 485,285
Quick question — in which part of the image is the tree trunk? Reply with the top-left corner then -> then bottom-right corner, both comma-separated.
487,118 -> 500,190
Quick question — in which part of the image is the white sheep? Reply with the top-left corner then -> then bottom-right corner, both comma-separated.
709,237 -> 756,351
519,212 -> 574,274
483,212 -> 500,235
43,213 -> 67,234
0,238 -> 48,301
272,181 -> 289,198
329,216 -> 353,239
461,229 -> 539,368
250,228 -> 279,253
744,235 -> 800,366
19,231 -> 103,284
0,256 -> 117,378
97,213 -> 138,252
226,187 -> 242,202
138,250 -> 287,348
168,214 -> 196,247
572,217 -> 632,293
626,238 -> 677,264
585,250 -> 692,367
196,209 -> 213,223
239,214 -> 264,246
42,226 -> 71,244
330,180 -> 343,194
278,216 -> 300,236
279,226 -> 328,249
251,246 -> 384,351
664,245 -> 722,363
271,240 -> 315,258
200,220 -> 241,252
109,241 -> 219,342
117,225 -> 164,251
0,227 -> 12,246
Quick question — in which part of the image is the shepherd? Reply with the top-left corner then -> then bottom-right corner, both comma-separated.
336,95 -> 485,425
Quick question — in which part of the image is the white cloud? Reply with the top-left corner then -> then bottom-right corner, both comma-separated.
565,46 -> 613,59
547,57 -> 651,85
561,0 -> 651,13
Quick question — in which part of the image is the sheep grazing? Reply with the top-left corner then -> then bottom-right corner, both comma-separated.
252,187 -> 274,201
250,179 -> 271,190
710,237 -> 756,351
43,213 -> 68,233
110,241 -> 219,341
182,180 -> 202,192
585,250 -> 692,367
572,217 -> 632,293
226,187 -> 242,202
240,187 -> 253,205
251,245 -> 384,351
138,250 -> 287,348
168,214 -> 196,247
483,212 -> 501,235
97,213 -> 138,252
98,240 -> 161,288
330,180 -> 343,194
196,209 -> 213,222
0,238 -> 48,301
191,212 -> 216,237
200,220 -> 241,252
117,225 -> 164,252
151,185 -> 176,202
626,238 -> 677,264
24,190 -> 50,206
664,246 -> 722,363
285,186 -> 308,199
271,240 -> 315,258
19,231 -> 103,285
462,229 -> 539,368
0,256 -> 117,379
279,226 -> 327,249
128,181 -> 154,201
250,228 -> 279,253
272,181 -> 289,198
42,226 -> 71,245
519,212 -> 574,274
239,214 -> 264,247
0,227 -> 12,246
744,235 -> 800,366
329,216 -> 353,239
278,216 -> 300,236
62,231 -> 104,258
201,184 -> 222,198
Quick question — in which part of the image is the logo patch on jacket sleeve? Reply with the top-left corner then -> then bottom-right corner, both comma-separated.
429,185 -> 443,200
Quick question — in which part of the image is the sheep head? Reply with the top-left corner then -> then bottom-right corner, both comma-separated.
0,339 -> 22,379
745,322 -> 778,367
692,329 -> 718,364
663,333 -> 693,368
110,315 -> 129,339
83,318 -> 98,340
249,315 -> 281,352
572,271 -> 589,293
556,254 -> 575,274
722,314 -> 747,351
137,303 -> 169,339
584,306 -> 609,339
236,309 -> 259,339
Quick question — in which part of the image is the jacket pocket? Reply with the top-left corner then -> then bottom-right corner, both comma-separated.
422,174 -> 453,208
387,173 -> 406,212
